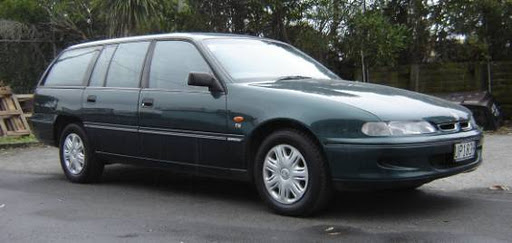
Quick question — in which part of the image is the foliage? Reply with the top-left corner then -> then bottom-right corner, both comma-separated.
39,0 -> 95,41
432,0 -> 512,62
382,0 -> 431,63
0,0 -> 511,91
0,0 -> 47,24
92,0 -> 163,37
341,10 -> 408,67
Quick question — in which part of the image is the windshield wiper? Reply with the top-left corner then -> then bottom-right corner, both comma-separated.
276,75 -> 313,81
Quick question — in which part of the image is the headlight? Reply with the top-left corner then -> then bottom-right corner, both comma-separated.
362,121 -> 437,136
469,116 -> 479,130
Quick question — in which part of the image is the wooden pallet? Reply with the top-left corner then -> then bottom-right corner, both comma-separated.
0,86 -> 31,137
16,94 -> 34,118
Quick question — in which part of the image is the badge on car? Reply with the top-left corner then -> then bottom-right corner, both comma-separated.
454,141 -> 476,162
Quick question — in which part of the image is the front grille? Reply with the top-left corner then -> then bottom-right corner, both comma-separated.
436,120 -> 471,133
438,122 -> 459,132
460,121 -> 471,130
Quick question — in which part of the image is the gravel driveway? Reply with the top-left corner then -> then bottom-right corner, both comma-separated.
0,134 -> 511,242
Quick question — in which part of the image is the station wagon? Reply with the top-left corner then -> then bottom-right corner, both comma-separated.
32,33 -> 483,216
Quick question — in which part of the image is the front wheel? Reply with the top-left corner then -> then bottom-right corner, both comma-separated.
59,123 -> 104,183
254,129 -> 332,216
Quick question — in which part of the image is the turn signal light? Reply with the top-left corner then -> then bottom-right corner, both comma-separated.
233,116 -> 244,123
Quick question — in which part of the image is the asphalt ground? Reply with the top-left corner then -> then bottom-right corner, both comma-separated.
0,134 -> 511,242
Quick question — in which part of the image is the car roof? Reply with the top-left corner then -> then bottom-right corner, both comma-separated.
68,32 -> 269,50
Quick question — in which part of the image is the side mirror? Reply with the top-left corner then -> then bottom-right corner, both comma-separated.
188,72 -> 224,92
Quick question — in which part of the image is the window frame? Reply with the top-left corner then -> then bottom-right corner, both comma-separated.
87,44 -> 118,87
102,40 -> 153,89
40,46 -> 101,88
38,37 -> 227,92
142,38 -> 224,94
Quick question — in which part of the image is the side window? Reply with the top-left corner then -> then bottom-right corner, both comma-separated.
44,47 -> 98,86
149,41 -> 212,90
89,45 -> 117,87
105,42 -> 150,88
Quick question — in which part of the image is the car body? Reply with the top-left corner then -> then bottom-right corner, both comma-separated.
31,33 -> 483,216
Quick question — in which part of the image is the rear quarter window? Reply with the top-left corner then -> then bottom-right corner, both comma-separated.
44,47 -> 98,86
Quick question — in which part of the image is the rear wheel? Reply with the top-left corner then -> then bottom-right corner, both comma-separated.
59,123 -> 103,183
391,183 -> 424,192
254,129 -> 332,216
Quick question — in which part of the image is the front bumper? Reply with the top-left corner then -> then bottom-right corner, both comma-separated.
324,131 -> 483,190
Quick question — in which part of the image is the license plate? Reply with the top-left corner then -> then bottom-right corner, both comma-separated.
454,141 -> 476,162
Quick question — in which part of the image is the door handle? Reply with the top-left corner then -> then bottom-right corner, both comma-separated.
86,95 -> 97,103
141,98 -> 154,107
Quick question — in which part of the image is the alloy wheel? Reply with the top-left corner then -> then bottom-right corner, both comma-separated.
62,133 -> 85,175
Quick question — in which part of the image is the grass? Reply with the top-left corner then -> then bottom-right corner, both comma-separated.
0,134 -> 38,146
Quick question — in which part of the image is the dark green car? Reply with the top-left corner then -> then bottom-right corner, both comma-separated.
32,33 -> 482,216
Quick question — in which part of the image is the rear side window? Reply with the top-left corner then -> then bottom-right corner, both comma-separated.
105,42 -> 150,88
89,45 -> 117,87
149,41 -> 212,90
44,47 -> 98,86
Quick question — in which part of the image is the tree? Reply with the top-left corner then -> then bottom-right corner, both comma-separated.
0,0 -> 51,92
382,0 -> 431,64
40,0 -> 96,41
1,0 -> 512,92
341,10 -> 408,68
434,0 -> 512,62
0,0 -> 47,24
92,0 -> 163,37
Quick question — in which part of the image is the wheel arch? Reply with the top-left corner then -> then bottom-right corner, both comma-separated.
53,115 -> 83,146
245,118 -> 328,181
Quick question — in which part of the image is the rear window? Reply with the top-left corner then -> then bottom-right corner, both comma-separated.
44,47 -> 98,86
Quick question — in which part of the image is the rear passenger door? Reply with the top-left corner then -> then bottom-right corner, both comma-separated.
139,40 -> 229,167
82,41 -> 151,156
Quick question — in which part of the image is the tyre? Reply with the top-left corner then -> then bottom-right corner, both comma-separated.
254,129 -> 332,216
59,123 -> 104,183
392,183 -> 424,192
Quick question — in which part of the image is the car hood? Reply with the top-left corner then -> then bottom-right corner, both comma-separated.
248,79 -> 471,124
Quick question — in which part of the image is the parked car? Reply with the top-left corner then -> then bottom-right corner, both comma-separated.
31,33 -> 483,216
435,91 -> 503,131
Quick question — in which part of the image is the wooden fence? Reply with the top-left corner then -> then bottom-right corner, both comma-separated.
356,62 -> 512,118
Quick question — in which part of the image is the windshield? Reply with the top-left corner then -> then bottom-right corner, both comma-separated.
203,38 -> 339,82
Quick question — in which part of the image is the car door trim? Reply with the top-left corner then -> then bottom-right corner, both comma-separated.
139,126 -> 244,142
83,122 -> 244,141
84,122 -> 138,133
